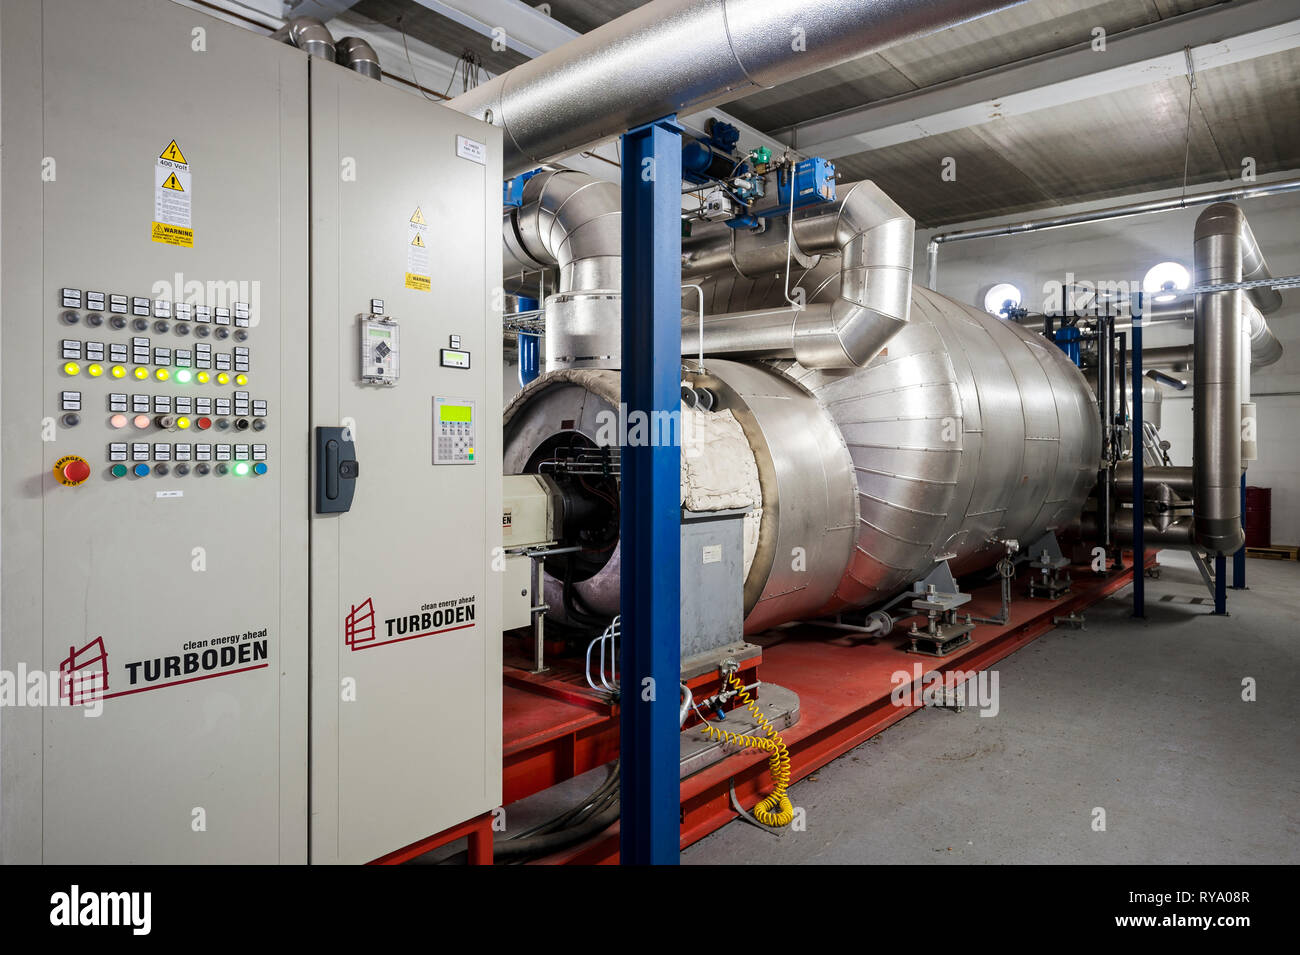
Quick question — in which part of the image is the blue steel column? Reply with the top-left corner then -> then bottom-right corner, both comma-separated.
1231,473 -> 1247,589
1131,303 -> 1144,617
619,116 -> 683,865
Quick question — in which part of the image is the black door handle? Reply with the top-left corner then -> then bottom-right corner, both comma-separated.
316,426 -> 359,513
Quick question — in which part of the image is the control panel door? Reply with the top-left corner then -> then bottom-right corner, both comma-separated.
0,0 -> 309,863
308,62 -> 503,864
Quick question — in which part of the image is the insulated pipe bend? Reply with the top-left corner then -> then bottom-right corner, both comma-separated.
791,183 -> 913,366
686,180 -> 915,368
509,170 -> 622,294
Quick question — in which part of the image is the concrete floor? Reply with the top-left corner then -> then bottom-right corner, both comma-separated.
682,551 -> 1300,864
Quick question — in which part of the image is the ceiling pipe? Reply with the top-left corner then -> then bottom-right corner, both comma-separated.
925,175 -> 1300,290
446,0 -> 1028,179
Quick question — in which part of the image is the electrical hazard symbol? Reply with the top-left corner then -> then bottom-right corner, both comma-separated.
160,140 -> 188,164
154,138 -> 193,247
406,204 -> 430,291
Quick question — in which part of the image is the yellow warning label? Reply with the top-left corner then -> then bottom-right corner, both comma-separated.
160,140 -> 187,164
410,206 -> 426,225
152,222 -> 195,248
405,272 -> 431,292
411,232 -> 425,248
162,172 -> 184,192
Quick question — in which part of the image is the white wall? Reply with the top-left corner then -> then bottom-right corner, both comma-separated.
917,171 -> 1300,545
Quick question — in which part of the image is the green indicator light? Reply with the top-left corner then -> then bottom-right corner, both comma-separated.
111,464 -> 128,478
176,369 -> 192,383
234,462 -> 250,476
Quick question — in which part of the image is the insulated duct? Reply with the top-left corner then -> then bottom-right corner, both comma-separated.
448,0 -> 1026,178
681,180 -> 914,368
1192,203 -> 1256,556
503,170 -> 623,370
335,36 -> 381,80
272,16 -> 336,62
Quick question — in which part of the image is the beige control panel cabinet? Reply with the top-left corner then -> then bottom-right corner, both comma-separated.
0,0 -> 501,865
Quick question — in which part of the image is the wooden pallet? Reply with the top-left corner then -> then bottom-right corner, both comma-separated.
1245,545 -> 1299,561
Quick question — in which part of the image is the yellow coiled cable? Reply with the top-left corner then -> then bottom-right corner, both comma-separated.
697,672 -> 793,827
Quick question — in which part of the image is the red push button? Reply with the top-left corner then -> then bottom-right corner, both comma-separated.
63,459 -> 92,484
196,417 -> 213,431
53,454 -> 92,486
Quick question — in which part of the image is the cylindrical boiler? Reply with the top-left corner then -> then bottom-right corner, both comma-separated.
504,286 -> 1102,634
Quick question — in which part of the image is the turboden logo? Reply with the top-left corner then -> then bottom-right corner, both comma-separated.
49,885 -> 151,936
889,664 -> 1000,717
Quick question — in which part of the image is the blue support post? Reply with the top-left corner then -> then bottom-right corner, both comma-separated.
1231,472 -> 1247,589
618,116 -> 683,866
516,332 -> 540,387
1132,302 -> 1144,617
1214,553 -> 1228,613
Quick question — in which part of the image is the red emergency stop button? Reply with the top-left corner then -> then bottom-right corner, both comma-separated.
53,454 -> 92,486
196,417 -> 213,431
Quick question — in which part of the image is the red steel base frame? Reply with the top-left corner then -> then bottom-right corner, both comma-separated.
367,811 -> 495,865
501,642 -> 759,806
522,551 -> 1153,864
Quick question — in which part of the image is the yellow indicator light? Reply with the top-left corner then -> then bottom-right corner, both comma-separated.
63,361 -> 81,376
133,367 -> 149,380
111,365 -> 127,378
87,363 -> 104,378
155,368 -> 170,381
216,372 -> 230,385
196,371 -> 210,384
235,374 -> 248,386
176,416 -> 191,430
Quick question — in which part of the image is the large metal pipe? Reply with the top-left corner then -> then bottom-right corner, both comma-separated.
503,170 -> 624,370
925,175 -> 1300,289
335,36 -> 381,80
1116,461 -> 1193,497
1128,295 -> 1281,369
1193,203 -> 1250,555
681,180 -> 914,368
1082,514 -> 1195,548
272,16 -> 336,62
448,0 -> 1026,178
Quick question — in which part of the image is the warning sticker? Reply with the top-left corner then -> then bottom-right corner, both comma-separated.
152,139 -> 193,248
406,205 -> 430,291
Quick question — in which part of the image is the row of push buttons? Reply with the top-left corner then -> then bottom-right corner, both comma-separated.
62,362 -> 247,385
110,461 -> 269,478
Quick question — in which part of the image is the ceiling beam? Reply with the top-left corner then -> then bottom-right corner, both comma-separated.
778,0 -> 1300,158
281,0 -> 362,20
411,0 -> 576,59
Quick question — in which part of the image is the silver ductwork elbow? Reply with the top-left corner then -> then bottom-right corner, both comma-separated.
273,16 -> 336,62
790,182 -> 913,367
335,36 -> 381,80
504,170 -> 623,370
684,180 -> 914,369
